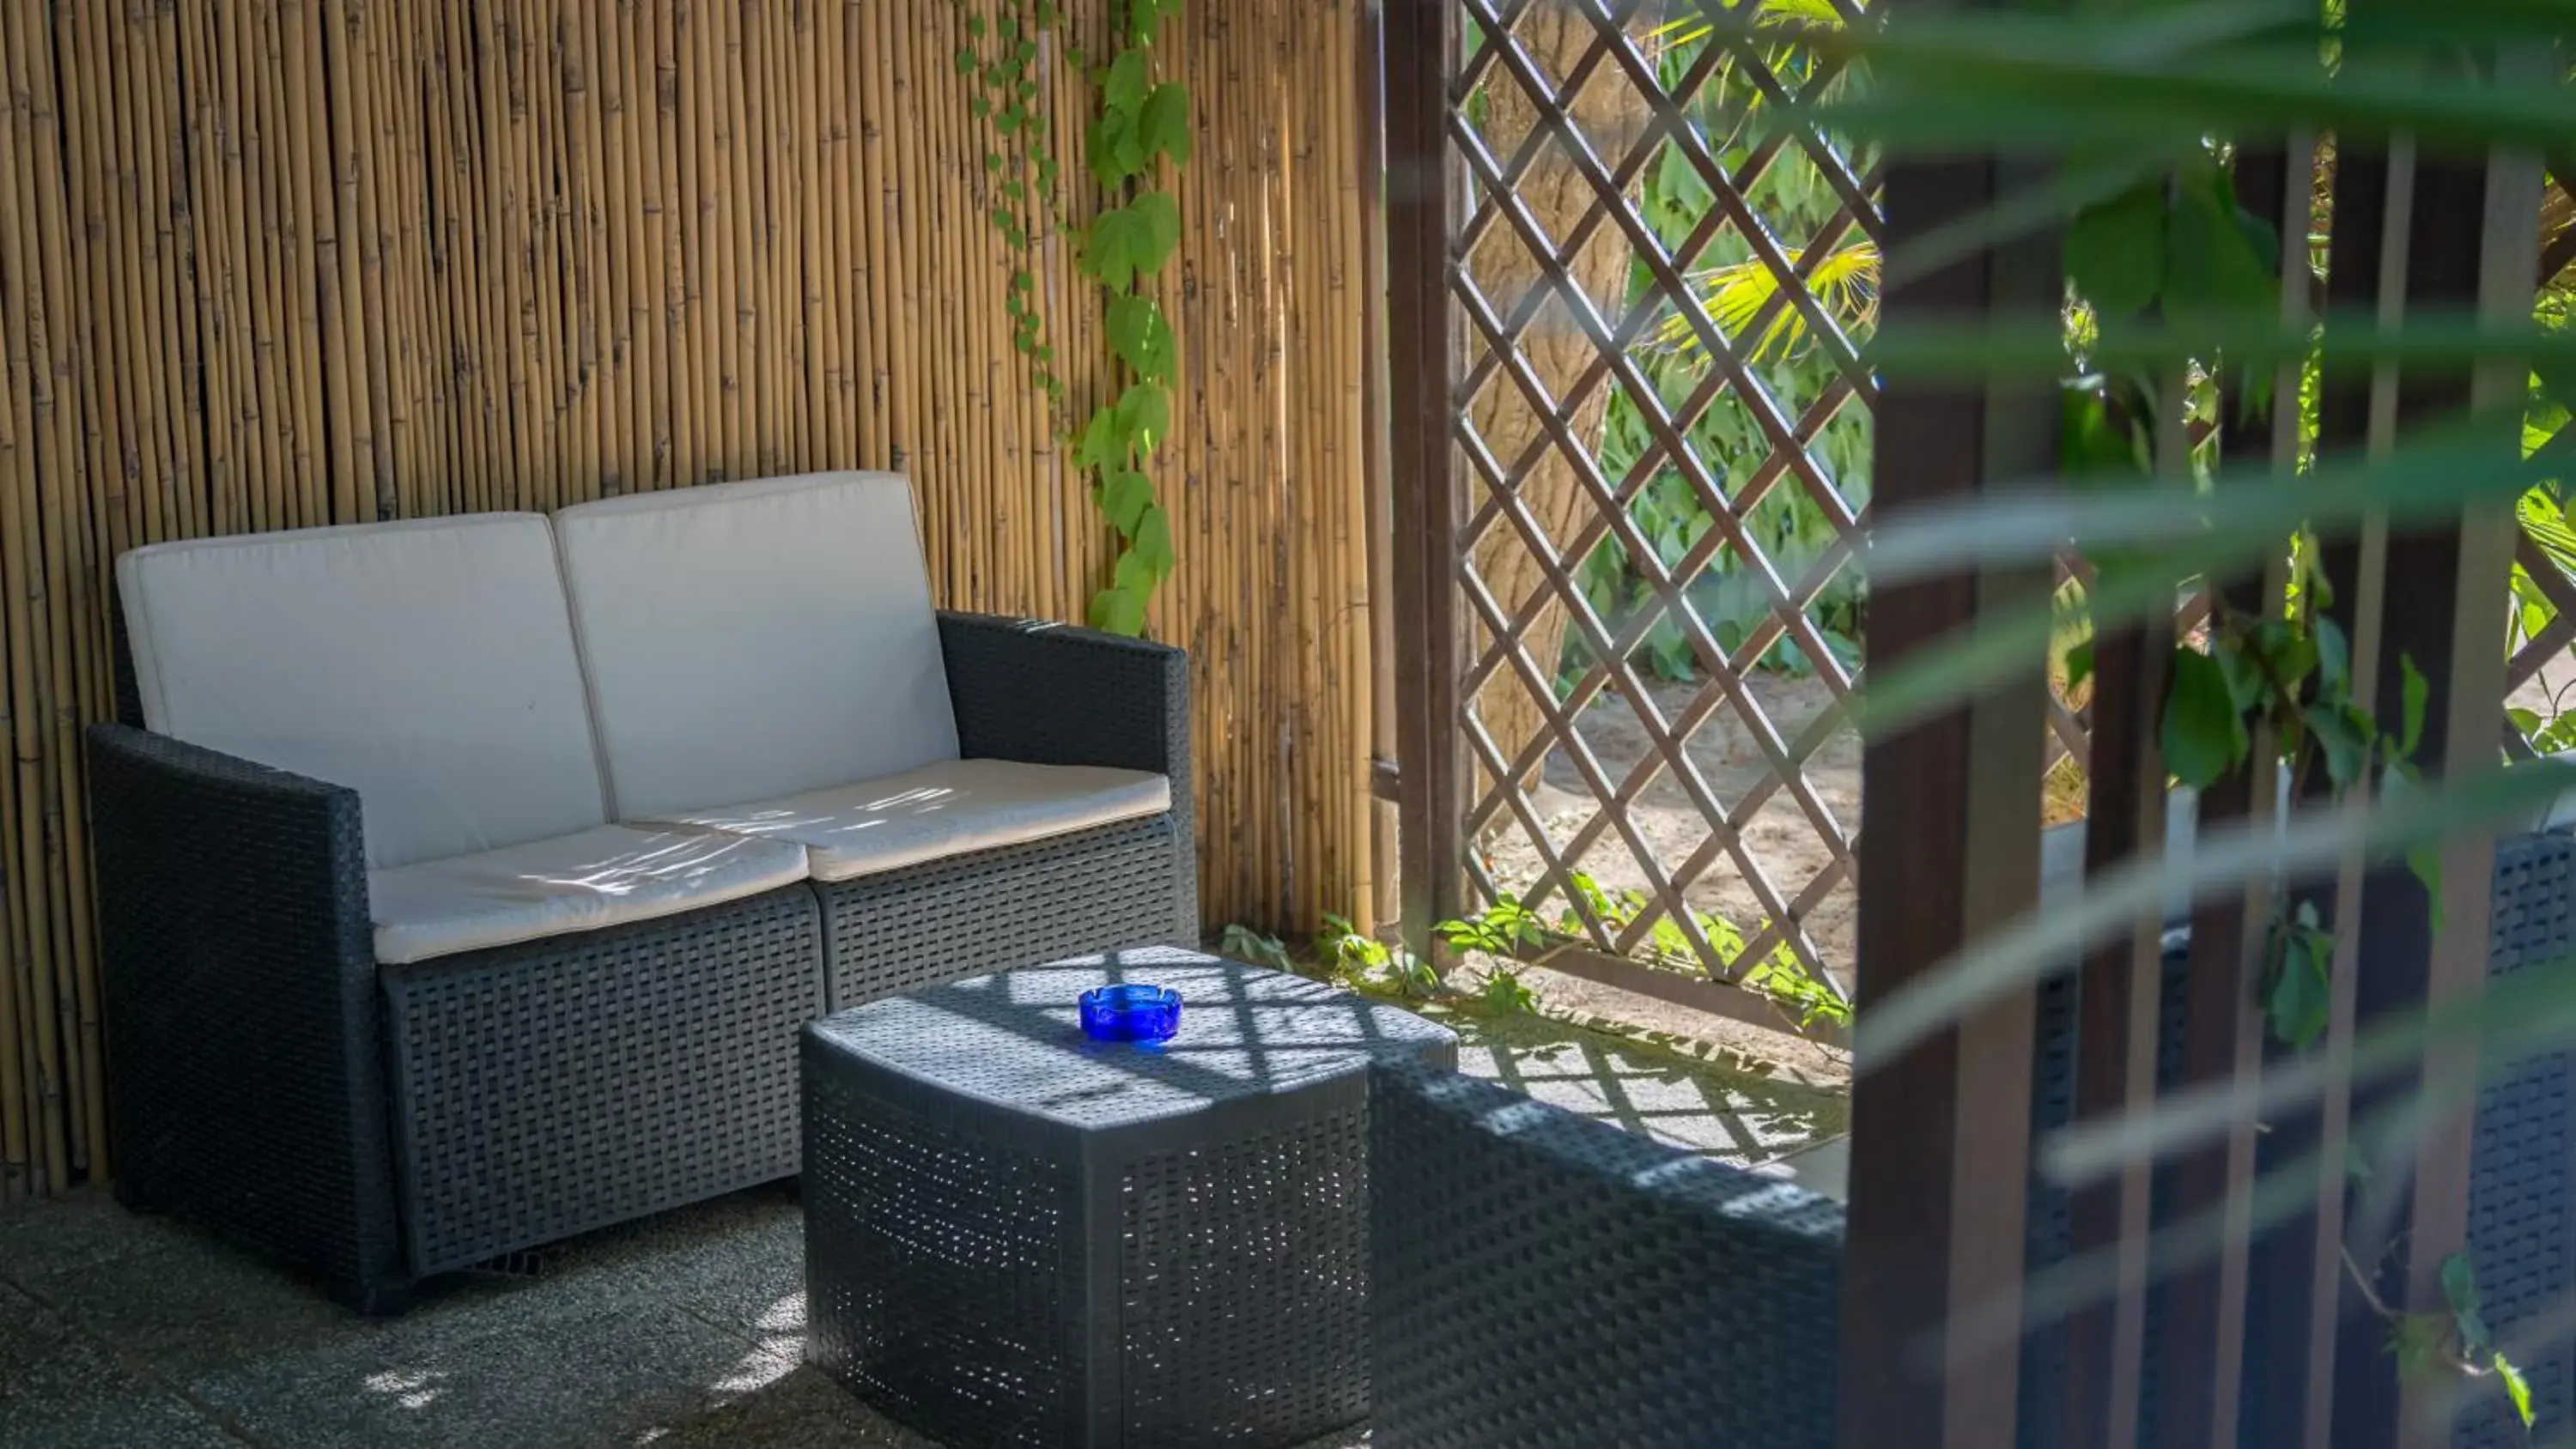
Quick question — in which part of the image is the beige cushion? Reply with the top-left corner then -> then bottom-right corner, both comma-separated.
368,824 -> 810,966
647,758 -> 1170,883
118,515 -> 609,870
552,472 -> 962,821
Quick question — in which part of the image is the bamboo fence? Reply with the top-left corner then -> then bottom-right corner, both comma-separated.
0,0 -> 1378,1199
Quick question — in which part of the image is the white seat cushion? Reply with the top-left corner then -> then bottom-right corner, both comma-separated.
118,514 -> 609,870
552,472 -> 963,822
646,758 -> 1170,883
368,824 -> 811,966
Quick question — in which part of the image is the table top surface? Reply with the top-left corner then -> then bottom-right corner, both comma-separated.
807,946 -> 1457,1131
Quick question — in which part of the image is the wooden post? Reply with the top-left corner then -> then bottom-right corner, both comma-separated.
1383,0 -> 1462,951
1839,140 -> 2057,1448
2324,106 -> 2540,1449
2151,137 -> 2310,1449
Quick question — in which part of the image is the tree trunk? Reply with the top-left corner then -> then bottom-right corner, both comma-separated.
1461,6 -> 1651,814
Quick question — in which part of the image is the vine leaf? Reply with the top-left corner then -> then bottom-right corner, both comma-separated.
2064,183 -> 2166,319
2215,638 -> 2269,715
1089,581 -> 1147,636
2267,924 -> 2330,1049
1099,468 -> 1153,535
2317,615 -> 2351,695
2251,618 -> 2317,695
1139,82 -> 1192,166
1084,212 -> 1143,290
1106,295 -> 1177,381
2497,1352 -> 2536,1428
1114,546 -> 1158,595
1088,110 -> 1142,189
2383,761 -> 2450,931
1085,196 -> 1181,292
1082,210 -> 1149,291
1133,504 -> 1176,579
2161,646 -> 2243,789
1105,49 -> 1149,117
2165,169 -> 2278,327
2410,845 -> 2445,925
2398,652 -> 2429,760
1072,409 -> 1122,472
1115,381 -> 1171,455
2059,383 -> 2138,476
2306,700 -> 2371,791
1132,191 -> 1181,268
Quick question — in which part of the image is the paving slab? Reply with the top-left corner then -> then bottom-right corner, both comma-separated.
0,1282 -> 242,1449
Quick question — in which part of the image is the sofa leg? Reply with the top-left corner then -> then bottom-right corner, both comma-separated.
331,1276 -> 415,1319
110,1175 -> 155,1215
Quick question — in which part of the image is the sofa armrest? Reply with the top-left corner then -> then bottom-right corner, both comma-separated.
87,723 -> 407,1309
937,611 -> 1190,778
1367,1060 -> 1847,1449
938,612 -> 1197,937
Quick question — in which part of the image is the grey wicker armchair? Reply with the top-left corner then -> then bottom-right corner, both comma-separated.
1369,829 -> 2576,1449
91,473 -> 1195,1314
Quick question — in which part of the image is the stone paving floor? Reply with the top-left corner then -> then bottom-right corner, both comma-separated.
0,1008 -> 1842,1448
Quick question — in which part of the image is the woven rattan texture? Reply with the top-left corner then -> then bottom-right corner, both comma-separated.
938,611 -> 1196,936
380,884 -> 823,1278
805,1064 -> 1080,1448
88,722 -> 406,1307
2017,943 -> 2195,1449
802,952 -> 1455,1447
815,816 -> 1193,1009
1120,1111 -> 1372,1444
1367,1058 -> 1846,1449
2464,829 -> 2576,1448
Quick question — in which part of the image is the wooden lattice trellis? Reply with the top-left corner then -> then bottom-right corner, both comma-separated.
1390,0 -> 2571,1031
1442,0 -> 1877,1009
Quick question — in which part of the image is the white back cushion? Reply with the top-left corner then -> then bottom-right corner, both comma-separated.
119,514 -> 610,870
551,471 -> 961,820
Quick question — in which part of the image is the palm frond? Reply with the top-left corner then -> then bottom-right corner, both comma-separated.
1649,239 -> 1880,362
1648,0 -> 1854,50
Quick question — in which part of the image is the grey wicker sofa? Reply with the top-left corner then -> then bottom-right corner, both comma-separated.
88,471 -> 1195,1313
1369,829 -> 2576,1448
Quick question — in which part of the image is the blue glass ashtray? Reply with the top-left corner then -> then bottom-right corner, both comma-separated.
1078,984 -> 1182,1044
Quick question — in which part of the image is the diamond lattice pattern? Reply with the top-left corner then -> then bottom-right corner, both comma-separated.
1447,0 -> 1877,1004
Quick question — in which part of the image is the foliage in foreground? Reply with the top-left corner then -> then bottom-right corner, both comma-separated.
1769,0 -> 2573,1431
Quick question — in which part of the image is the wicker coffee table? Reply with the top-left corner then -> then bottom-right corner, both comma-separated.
800,945 -> 1457,1449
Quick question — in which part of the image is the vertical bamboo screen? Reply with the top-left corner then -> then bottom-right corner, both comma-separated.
0,0 -> 1376,1199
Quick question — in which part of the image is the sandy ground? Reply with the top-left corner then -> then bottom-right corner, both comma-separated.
1478,662 -> 2569,1034
1479,672 -> 1864,988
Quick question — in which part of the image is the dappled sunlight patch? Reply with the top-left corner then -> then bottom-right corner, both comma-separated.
361,1366 -> 448,1412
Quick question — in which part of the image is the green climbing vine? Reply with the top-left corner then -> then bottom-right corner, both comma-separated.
952,0 -> 1188,638
2061,150 -> 2530,1434
1071,0 -> 1189,635
953,0 -> 1065,401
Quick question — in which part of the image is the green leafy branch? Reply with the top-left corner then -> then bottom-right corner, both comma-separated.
2063,149 -> 2527,1434
952,0 -> 1190,638
2377,1251 -> 2537,1436
1434,880 -> 1851,1032
953,0 -> 1066,401
1318,912 -> 1440,998
1072,1 -> 1190,636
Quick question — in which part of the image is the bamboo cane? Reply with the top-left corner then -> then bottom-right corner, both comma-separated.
0,0 -> 44,1199
318,0 -> 382,522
